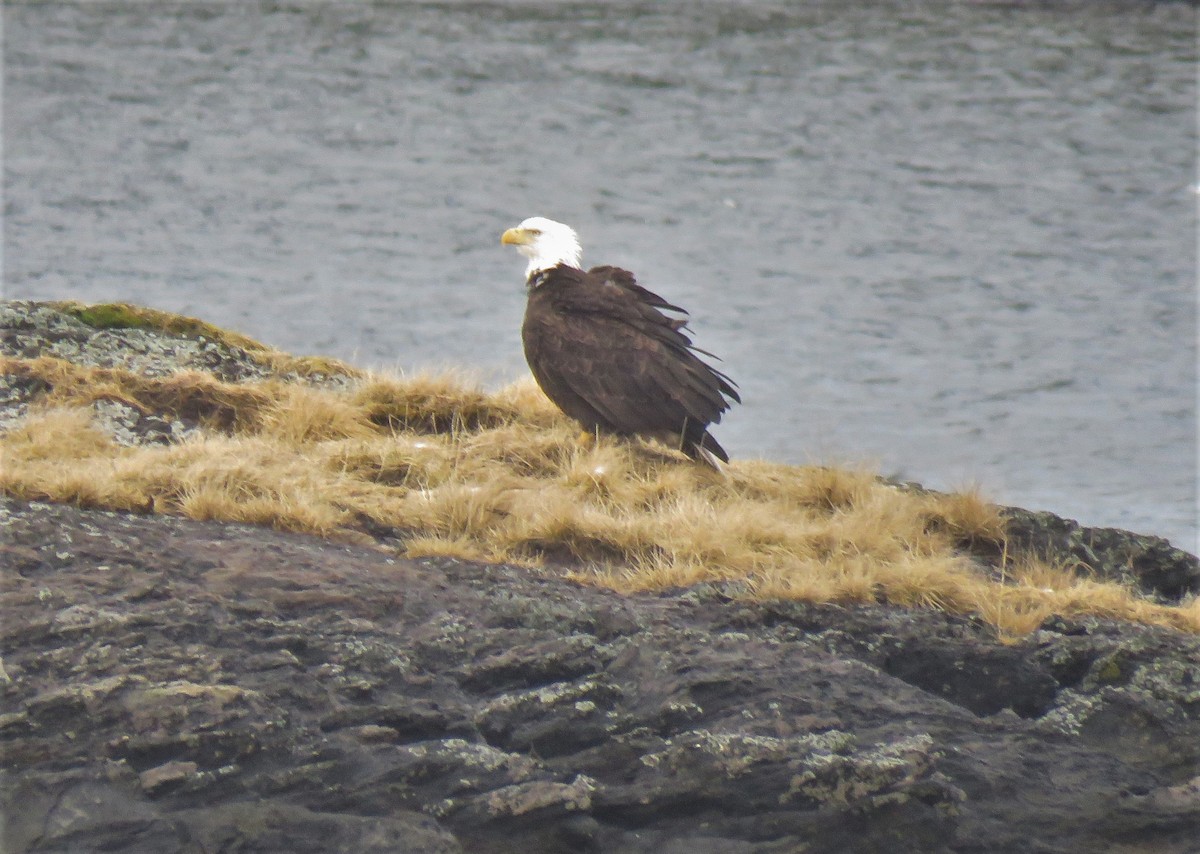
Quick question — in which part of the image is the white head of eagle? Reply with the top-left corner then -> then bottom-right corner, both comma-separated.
500,216 -> 583,279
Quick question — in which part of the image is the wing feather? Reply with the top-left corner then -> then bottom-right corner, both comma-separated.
522,263 -> 738,458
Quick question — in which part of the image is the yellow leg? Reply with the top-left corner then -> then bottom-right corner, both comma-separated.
576,429 -> 596,449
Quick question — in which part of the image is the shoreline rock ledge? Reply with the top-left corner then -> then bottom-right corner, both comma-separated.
2,300 -> 1198,853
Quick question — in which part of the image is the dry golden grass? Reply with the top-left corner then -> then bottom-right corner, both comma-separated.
2,353 -> 1196,639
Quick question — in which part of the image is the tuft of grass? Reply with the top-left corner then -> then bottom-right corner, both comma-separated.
2,356 -> 273,433
403,533 -> 492,562
256,384 -> 376,444
2,351 -> 1196,640
919,486 -> 1008,546
349,371 -> 526,434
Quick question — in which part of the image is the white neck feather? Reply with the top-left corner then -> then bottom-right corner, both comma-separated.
525,235 -> 582,279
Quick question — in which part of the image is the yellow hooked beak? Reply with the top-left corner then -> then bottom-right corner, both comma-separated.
500,227 -> 531,246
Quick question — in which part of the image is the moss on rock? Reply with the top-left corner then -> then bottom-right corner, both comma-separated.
53,301 -> 271,352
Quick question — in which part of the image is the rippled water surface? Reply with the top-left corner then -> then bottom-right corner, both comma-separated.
5,1 -> 1197,548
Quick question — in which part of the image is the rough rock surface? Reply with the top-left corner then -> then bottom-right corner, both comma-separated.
2,498 -> 1199,853
0,300 -> 282,384
2,299 -> 1199,851
995,505 -> 1199,602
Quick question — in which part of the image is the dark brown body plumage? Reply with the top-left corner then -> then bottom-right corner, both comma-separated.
521,263 -> 739,464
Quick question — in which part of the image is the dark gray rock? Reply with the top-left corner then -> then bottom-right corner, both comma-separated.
0,300 -> 274,384
2,498 -> 1198,853
997,505 -> 1200,602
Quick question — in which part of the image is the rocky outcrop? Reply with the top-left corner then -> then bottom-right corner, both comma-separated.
0,496 -> 1195,849
995,505 -> 1198,602
2,299 -> 1198,852
0,300 -> 357,444
4,299 -> 1195,601
2,498 -> 1198,853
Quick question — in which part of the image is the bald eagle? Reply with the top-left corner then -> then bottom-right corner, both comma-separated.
501,216 -> 739,467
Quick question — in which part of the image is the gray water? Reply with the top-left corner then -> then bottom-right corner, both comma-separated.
5,1 -> 1197,550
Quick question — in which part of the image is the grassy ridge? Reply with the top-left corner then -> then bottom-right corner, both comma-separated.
2,350 -> 1197,639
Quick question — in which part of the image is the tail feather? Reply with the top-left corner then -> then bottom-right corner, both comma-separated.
682,430 -> 729,471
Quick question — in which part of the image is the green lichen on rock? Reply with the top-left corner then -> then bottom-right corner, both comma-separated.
52,301 -> 272,353
784,733 -> 947,810
2,299 -> 274,382
482,774 -> 598,817
1094,657 -> 1123,684
9,300 -> 361,385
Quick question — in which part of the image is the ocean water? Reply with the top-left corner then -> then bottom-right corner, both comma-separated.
5,0 -> 1196,550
